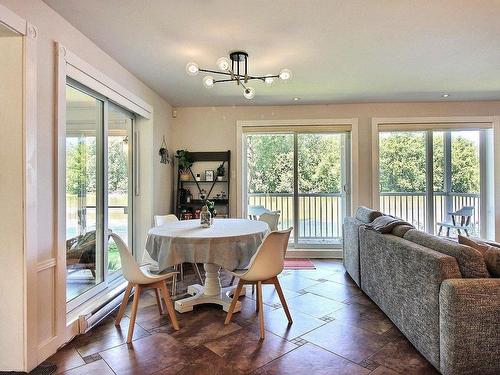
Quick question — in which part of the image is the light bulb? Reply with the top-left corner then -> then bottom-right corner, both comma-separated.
264,74 -> 274,86
186,62 -> 199,76
203,75 -> 215,88
279,68 -> 292,81
243,87 -> 255,99
216,57 -> 231,71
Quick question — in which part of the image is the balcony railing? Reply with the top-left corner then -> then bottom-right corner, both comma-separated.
379,192 -> 480,235
248,192 -> 344,242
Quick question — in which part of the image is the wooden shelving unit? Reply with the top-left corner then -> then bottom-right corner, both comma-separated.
174,151 -> 230,219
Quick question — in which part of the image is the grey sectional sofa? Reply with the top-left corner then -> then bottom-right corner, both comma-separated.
343,207 -> 500,375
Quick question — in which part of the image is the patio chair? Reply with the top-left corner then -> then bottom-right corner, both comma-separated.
437,206 -> 474,237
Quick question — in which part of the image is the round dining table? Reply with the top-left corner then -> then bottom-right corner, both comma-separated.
145,218 -> 269,313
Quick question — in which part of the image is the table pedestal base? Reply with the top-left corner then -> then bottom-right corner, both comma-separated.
174,263 -> 246,313
174,284 -> 246,313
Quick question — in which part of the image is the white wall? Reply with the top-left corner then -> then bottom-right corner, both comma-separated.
172,102 -> 500,218
0,33 -> 24,371
0,0 -> 174,370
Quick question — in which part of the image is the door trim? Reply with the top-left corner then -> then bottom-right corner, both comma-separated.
236,118 -> 359,219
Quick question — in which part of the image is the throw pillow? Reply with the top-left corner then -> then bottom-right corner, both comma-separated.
391,224 -> 415,237
367,215 -> 410,234
458,235 -> 500,277
355,206 -> 383,223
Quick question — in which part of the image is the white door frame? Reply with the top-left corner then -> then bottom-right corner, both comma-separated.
371,116 -> 500,241
236,118 -> 359,257
56,43 -> 153,340
0,4 -> 38,371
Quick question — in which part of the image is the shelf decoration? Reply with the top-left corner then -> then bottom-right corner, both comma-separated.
175,149 -> 194,181
159,136 -> 171,165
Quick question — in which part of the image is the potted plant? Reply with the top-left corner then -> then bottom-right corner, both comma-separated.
175,150 -> 194,181
216,162 -> 225,181
206,200 -> 217,223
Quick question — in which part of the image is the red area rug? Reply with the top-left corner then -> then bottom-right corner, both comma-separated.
284,258 -> 316,270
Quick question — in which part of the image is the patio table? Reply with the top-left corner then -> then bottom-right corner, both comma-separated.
145,218 -> 268,313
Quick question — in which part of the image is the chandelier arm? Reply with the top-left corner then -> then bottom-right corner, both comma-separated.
198,68 -> 232,77
213,78 -> 238,83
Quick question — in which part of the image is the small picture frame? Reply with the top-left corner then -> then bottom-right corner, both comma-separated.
205,170 -> 214,181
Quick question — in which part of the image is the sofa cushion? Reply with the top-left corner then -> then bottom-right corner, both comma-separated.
355,206 -> 383,223
403,229 -> 490,278
458,236 -> 500,278
367,215 -> 410,234
391,224 -> 415,237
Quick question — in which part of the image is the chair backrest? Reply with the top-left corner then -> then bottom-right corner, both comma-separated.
451,206 -> 474,217
259,212 -> 280,231
110,233 -> 146,284
241,228 -> 292,281
154,214 -> 179,226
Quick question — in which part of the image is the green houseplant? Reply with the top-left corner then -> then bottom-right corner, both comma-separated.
216,162 -> 225,181
175,149 -> 194,181
206,200 -> 217,223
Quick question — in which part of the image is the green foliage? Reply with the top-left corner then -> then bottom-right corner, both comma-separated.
107,138 -> 128,193
379,132 -> 479,193
66,137 -> 128,196
66,139 -> 96,195
175,149 -> 194,171
247,134 -> 342,194
107,241 -> 121,272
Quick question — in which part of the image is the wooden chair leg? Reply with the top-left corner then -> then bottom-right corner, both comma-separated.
446,227 -> 450,237
229,275 -> 235,286
154,288 -> 163,315
225,280 -> 244,325
127,284 -> 141,343
273,277 -> 292,324
115,282 -> 132,326
438,226 -> 443,236
257,281 -> 265,340
255,282 -> 260,312
159,282 -> 180,331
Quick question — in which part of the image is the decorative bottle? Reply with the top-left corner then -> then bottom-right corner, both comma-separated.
200,205 -> 212,228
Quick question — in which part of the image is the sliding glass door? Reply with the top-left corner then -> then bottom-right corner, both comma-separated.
65,81 -> 134,307
244,130 -> 350,247
379,129 -> 486,236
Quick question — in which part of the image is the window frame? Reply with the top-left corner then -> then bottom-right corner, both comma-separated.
371,116 -> 500,240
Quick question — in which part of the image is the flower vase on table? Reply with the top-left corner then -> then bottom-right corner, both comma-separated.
200,205 -> 212,228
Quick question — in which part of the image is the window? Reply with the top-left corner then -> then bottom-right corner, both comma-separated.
378,128 -> 490,237
243,130 -> 351,247
65,81 -> 134,306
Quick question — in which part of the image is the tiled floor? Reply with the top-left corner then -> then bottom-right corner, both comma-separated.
44,260 -> 438,374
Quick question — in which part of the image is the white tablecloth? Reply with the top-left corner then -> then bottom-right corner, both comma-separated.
145,219 -> 269,271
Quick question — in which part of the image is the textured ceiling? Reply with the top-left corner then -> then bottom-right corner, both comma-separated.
43,0 -> 500,106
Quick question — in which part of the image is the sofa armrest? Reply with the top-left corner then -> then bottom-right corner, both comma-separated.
439,278 -> 500,375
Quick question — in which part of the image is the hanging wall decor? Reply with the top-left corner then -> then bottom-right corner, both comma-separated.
159,136 -> 171,164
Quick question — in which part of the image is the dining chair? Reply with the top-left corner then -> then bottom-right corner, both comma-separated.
224,228 -> 293,339
259,211 -> 280,231
229,211 -> 281,288
150,214 -> 204,293
112,233 -> 179,343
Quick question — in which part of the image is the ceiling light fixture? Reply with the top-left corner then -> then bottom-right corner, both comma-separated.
186,51 -> 292,99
